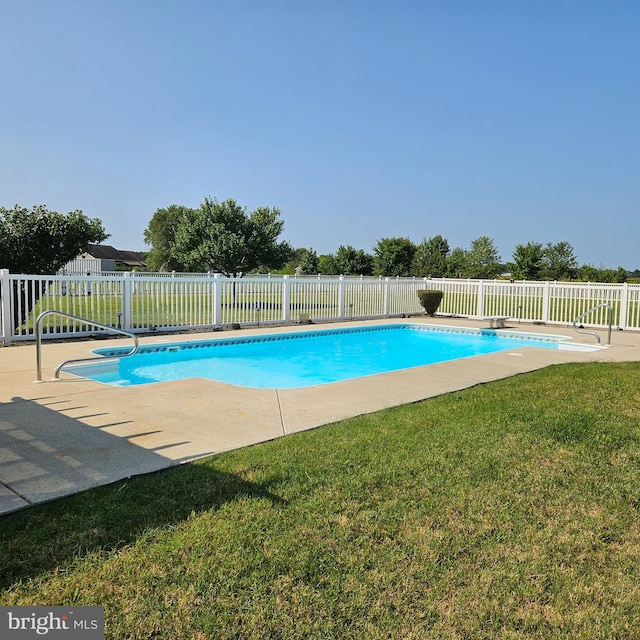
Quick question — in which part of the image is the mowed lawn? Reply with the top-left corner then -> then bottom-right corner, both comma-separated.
2,362 -> 640,639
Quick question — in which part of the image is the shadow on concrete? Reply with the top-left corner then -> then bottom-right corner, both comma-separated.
0,394 -> 194,510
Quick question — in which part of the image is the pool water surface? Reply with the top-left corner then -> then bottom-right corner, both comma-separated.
63,324 -> 588,389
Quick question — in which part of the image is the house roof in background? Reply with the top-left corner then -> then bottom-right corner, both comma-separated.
86,244 -> 146,267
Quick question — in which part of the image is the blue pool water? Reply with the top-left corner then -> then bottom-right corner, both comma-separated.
63,324 -> 578,389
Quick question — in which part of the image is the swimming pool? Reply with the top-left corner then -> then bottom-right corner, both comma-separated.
62,323 -> 593,389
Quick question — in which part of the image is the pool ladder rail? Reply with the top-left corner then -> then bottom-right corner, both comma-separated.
35,310 -> 139,382
572,303 -> 612,346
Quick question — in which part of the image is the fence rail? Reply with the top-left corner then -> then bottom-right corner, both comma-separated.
1,269 -> 639,344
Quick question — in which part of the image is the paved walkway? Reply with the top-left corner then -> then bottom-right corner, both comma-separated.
2,318 -> 639,515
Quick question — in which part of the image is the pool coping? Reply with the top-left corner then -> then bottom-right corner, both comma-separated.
1,317 -> 639,515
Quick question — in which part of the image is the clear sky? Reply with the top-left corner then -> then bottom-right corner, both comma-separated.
2,1 -> 638,269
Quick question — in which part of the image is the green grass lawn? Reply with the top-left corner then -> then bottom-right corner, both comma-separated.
2,362 -> 640,639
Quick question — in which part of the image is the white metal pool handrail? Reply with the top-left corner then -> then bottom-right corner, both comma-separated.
572,303 -> 612,345
35,310 -> 139,381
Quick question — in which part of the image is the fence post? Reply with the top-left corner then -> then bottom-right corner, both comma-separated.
282,275 -> 291,322
122,272 -> 132,331
384,278 -> 390,317
1,269 -> 12,345
338,275 -> 345,319
542,281 -> 551,323
619,282 -> 629,331
212,274 -> 222,326
476,280 -> 485,317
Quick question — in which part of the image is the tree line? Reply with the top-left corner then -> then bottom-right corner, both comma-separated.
284,237 -> 629,283
144,199 -> 633,283
0,202 -> 635,286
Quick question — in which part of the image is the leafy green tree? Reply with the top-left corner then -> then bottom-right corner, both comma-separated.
578,264 -> 627,283
297,248 -> 319,275
541,241 -> 578,280
278,248 -> 319,275
510,242 -> 544,280
465,236 -> 502,279
373,237 -> 417,277
412,235 -> 450,277
334,245 -> 374,275
318,253 -> 338,275
615,266 -> 630,282
144,204 -> 195,271
446,247 -> 468,278
577,264 -> 599,283
0,204 -> 108,326
171,197 -> 292,276
0,204 -> 108,273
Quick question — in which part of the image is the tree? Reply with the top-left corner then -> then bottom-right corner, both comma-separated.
412,235 -> 450,277
318,253 -> 338,275
144,204 -> 195,271
510,242 -> 544,280
578,264 -> 627,283
296,248 -> 319,275
277,247 -> 319,275
334,245 -> 374,276
446,247 -> 468,278
465,236 -> 502,279
541,241 -> 578,280
171,197 -> 292,276
373,237 -> 416,277
0,204 -> 108,327
0,204 -> 108,274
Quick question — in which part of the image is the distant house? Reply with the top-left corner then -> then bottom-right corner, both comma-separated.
61,244 -> 147,274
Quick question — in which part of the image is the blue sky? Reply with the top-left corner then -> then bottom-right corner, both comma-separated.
2,1 -> 638,269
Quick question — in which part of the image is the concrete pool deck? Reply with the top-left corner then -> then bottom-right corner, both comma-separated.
1,317 -> 639,515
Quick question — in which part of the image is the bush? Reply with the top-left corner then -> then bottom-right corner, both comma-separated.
417,289 -> 444,316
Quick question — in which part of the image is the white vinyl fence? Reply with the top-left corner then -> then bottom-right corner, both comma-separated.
1,269 -> 639,345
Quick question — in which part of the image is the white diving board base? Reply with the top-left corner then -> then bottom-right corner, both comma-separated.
478,316 -> 510,329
